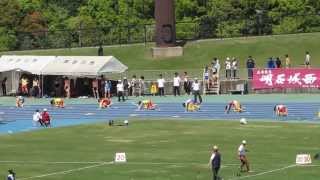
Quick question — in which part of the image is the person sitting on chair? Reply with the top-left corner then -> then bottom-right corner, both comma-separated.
50,98 -> 65,108
137,99 -> 157,110
225,100 -> 243,113
274,104 -> 288,116
16,96 -> 24,108
182,99 -> 200,112
98,98 -> 112,108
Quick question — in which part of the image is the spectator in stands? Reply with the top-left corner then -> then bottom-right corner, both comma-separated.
41,108 -> 51,127
64,77 -> 70,98
275,57 -> 282,68
173,72 -> 181,96
267,57 -> 275,69
138,76 -> 145,97
92,78 -> 99,99
246,56 -> 255,79
117,80 -> 125,102
150,82 -> 158,96
1,77 -> 7,96
214,59 -> 221,75
305,51 -> 311,68
31,77 -> 40,97
183,72 -> 191,95
123,77 -> 129,100
285,54 -> 291,68
21,76 -> 29,95
204,66 -> 210,90
104,78 -> 111,98
225,57 -> 232,79
231,57 -> 238,79
192,78 -> 202,104
130,75 -> 137,97
98,44 -> 103,56
157,74 -> 165,96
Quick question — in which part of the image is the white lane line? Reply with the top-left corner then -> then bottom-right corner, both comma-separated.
18,161 -> 113,180
0,160 -> 106,164
229,164 -> 297,180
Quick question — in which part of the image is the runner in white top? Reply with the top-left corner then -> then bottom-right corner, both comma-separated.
238,140 -> 250,173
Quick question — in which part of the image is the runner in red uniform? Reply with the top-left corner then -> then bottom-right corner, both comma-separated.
274,104 -> 288,116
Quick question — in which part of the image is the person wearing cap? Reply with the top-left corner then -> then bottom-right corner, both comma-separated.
274,104 -> 288,116
238,140 -> 250,172
116,80 -> 125,102
7,169 -> 16,180
209,145 -> 221,180
192,78 -> 202,104
41,109 -> 51,127
225,100 -> 243,114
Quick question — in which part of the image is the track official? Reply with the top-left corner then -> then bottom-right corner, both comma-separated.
209,145 -> 221,180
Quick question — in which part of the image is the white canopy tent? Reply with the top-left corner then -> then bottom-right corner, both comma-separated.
41,56 -> 128,76
0,55 -> 127,95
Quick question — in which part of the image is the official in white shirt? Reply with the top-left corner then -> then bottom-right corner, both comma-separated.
117,80 -> 125,102
173,72 -> 181,96
305,51 -> 311,68
32,109 -> 41,127
157,74 -> 166,96
238,140 -> 250,173
192,78 -> 202,103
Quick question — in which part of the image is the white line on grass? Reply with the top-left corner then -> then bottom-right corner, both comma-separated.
0,160 -> 106,164
229,164 -> 297,180
18,161 -> 113,180
0,160 -> 238,168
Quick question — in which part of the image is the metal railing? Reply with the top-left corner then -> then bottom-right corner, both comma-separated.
7,13 -> 320,51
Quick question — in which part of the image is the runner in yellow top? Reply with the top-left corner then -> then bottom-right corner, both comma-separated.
225,100 -> 244,113
182,99 -> 200,112
50,98 -> 65,108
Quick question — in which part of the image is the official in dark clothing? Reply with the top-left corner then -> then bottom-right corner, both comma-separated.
246,56 -> 255,79
209,145 -> 221,180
